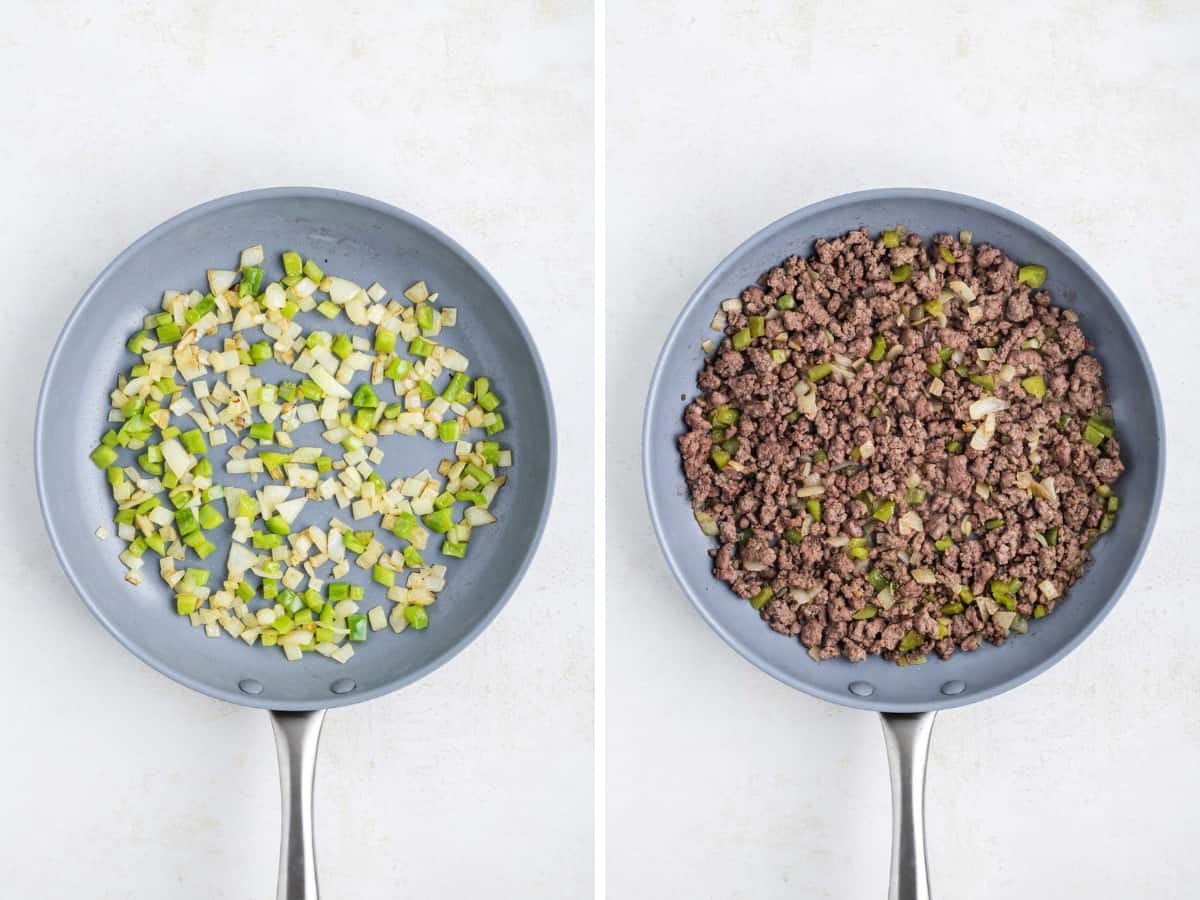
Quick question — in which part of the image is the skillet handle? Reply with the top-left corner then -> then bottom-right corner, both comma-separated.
879,711 -> 936,900
270,709 -> 327,900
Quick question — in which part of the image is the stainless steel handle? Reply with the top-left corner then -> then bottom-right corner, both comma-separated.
270,709 -> 327,900
880,711 -> 936,900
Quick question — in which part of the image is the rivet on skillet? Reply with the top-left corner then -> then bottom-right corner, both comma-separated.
940,680 -> 966,696
238,678 -> 264,696
848,681 -> 875,697
330,678 -> 357,695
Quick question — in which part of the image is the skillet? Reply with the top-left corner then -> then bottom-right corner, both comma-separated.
36,187 -> 557,899
643,188 -> 1163,899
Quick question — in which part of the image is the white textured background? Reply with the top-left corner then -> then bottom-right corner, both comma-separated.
0,2 -> 593,898
607,2 -> 1197,898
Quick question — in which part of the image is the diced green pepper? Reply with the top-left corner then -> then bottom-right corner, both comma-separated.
404,605 -> 429,630
253,531 -> 281,550
416,304 -> 436,332
352,383 -> 379,408
176,594 -> 198,616
1021,374 -> 1046,399
374,328 -> 397,354
249,340 -> 272,364
463,463 -> 492,486
127,330 -> 150,354
155,322 -> 182,344
422,508 -> 453,534
175,507 -> 198,536
197,504 -> 224,530
372,564 -> 394,587
392,512 -> 417,540
749,586 -> 773,609
278,589 -> 303,615
898,630 -> 923,652
710,406 -> 739,427
353,407 -> 375,430
180,429 -> 206,455
89,445 -> 118,469
867,568 -> 889,592
384,357 -> 411,380
1018,264 -> 1047,288
240,265 -> 263,296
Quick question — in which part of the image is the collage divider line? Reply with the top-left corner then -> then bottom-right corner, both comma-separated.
592,0 -> 607,896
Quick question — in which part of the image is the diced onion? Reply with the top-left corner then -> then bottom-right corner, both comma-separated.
969,396 -> 1009,419
911,568 -> 937,585
947,280 -> 976,302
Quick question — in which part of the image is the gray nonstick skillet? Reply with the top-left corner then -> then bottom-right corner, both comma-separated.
36,187 -> 556,899
643,188 -> 1163,899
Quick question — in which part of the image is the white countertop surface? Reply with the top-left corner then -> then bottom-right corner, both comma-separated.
607,2 -> 1197,898
0,3 -> 592,898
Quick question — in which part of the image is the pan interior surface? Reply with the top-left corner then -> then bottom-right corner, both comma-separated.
36,187 -> 555,710
643,188 -> 1163,712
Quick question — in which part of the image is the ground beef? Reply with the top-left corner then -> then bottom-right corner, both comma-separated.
679,227 -> 1123,665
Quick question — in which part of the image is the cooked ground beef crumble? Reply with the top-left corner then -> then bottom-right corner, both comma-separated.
679,226 -> 1122,665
